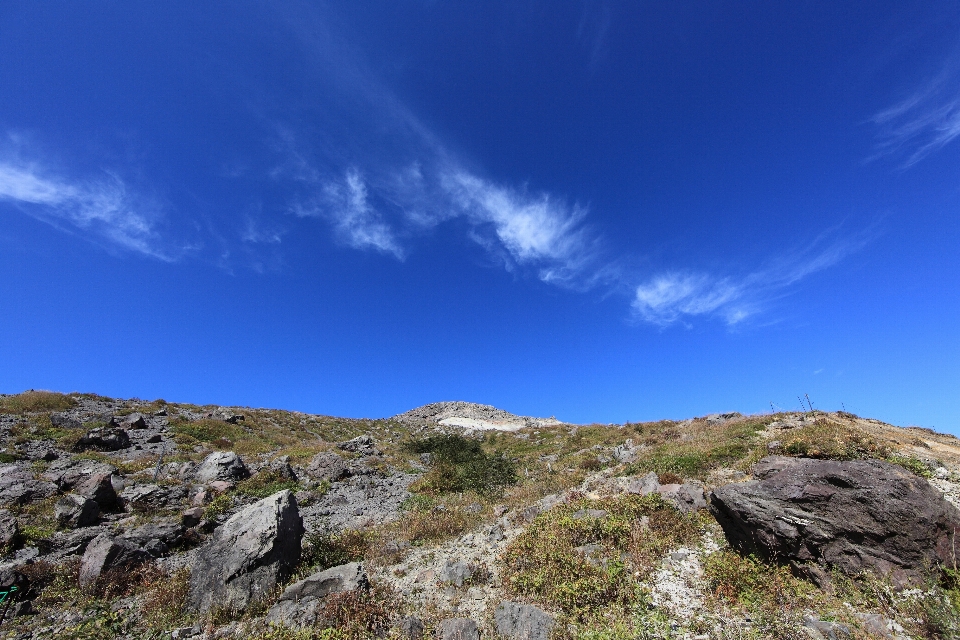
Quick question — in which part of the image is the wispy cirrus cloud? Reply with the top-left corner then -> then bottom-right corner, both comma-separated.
631,230 -> 873,326
0,156 -> 172,260
870,50 -> 960,167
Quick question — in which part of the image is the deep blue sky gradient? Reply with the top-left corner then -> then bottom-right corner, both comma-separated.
1,2 -> 958,431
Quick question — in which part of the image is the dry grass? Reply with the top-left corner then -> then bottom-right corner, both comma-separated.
0,390 -> 76,414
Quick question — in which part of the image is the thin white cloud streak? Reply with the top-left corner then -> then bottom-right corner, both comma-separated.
0,159 -> 171,260
871,51 -> 960,167
631,232 -> 870,327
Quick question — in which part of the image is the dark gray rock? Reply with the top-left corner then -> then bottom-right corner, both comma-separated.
43,459 -> 118,490
74,473 -> 121,511
495,601 -> 556,640
282,561 -> 367,602
42,526 -> 109,560
50,413 -> 82,430
268,456 -> 298,481
265,561 -> 368,629
120,483 -> 168,512
195,451 -> 250,483
438,618 -> 479,640
710,456 -> 960,586
123,520 -> 185,554
336,435 -> 380,457
397,616 -> 424,640
73,426 -> 130,452
55,494 -> 100,528
0,509 -> 19,547
0,464 -> 56,506
187,490 -> 304,613
79,533 -> 150,586
306,451 -> 349,482
121,413 -> 147,429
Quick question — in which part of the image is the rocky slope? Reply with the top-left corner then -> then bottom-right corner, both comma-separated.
0,390 -> 957,640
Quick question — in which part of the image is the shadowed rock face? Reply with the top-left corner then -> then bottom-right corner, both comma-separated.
187,490 -> 304,613
710,456 -> 960,585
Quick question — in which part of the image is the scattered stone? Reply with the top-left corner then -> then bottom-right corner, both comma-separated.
438,618 -> 480,640
439,560 -> 473,587
710,456 -> 960,586
43,459 -> 118,490
802,614 -> 851,640
0,509 -> 19,547
55,494 -> 100,528
123,520 -> 185,555
79,534 -> 150,586
187,490 -> 304,613
208,480 -> 234,494
306,451 -> 350,481
625,472 -> 660,495
495,601 -> 556,640
397,616 -> 425,640
195,451 -> 250,483
72,427 -> 131,452
623,472 -> 706,512
855,612 -> 909,640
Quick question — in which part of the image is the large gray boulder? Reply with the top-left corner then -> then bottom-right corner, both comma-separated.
495,601 -> 556,640
265,562 -> 368,629
710,456 -> 960,586
306,451 -> 349,482
79,533 -> 151,586
0,465 -> 56,506
195,451 -> 250,484
187,490 -> 304,613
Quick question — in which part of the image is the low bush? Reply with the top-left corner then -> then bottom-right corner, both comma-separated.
404,434 -> 517,497
781,421 -> 890,460
300,529 -> 370,574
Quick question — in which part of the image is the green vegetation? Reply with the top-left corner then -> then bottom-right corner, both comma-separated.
0,390 -> 76,414
781,419 -> 892,460
502,493 -> 703,618
235,468 -> 301,499
404,434 -> 518,497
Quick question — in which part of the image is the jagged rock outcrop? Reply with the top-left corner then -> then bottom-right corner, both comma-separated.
710,456 -> 960,585
623,471 -> 707,513
438,618 -> 480,640
187,490 -> 304,613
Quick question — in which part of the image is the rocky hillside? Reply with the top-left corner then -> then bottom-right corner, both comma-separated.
0,390 -> 958,640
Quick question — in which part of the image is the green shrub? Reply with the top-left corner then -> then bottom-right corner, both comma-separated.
405,434 -> 517,497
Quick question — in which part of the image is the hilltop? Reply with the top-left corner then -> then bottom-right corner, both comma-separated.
0,390 -> 957,639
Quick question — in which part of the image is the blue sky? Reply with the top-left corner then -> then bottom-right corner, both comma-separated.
1,2 -> 959,432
